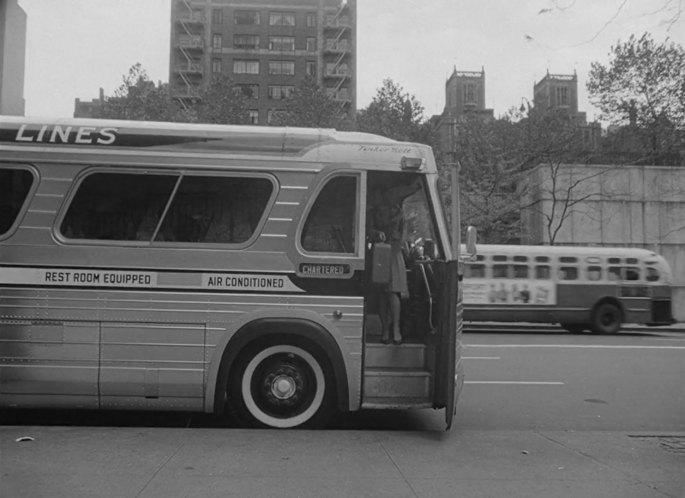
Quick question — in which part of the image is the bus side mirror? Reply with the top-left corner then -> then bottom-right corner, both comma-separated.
371,242 -> 392,285
465,226 -> 477,258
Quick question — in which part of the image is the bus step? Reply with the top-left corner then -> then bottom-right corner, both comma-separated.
364,342 -> 426,369
361,397 -> 433,410
363,368 -> 431,399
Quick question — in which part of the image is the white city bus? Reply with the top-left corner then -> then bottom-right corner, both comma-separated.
462,244 -> 674,334
0,116 -> 470,429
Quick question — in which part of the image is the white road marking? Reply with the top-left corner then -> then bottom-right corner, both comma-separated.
463,356 -> 501,360
465,381 -> 564,385
466,344 -> 685,350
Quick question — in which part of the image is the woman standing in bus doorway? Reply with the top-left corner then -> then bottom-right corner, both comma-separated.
368,178 -> 421,345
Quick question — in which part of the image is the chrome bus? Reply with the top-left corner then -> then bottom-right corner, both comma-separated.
462,244 -> 674,334
0,116 -> 469,429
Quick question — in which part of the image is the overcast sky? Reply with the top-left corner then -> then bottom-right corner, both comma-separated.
17,0 -> 685,121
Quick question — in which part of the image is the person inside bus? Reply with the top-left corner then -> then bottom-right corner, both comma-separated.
367,177 -> 421,345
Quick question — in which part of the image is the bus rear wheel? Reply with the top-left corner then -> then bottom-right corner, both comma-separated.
228,341 -> 334,429
590,302 -> 622,334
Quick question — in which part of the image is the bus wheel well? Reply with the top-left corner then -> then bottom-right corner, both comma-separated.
590,298 -> 624,334
213,319 -> 349,418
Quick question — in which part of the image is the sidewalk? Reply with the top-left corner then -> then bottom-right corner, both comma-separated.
2,425 -> 683,497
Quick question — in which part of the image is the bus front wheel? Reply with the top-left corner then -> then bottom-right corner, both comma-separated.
228,341 -> 335,429
590,302 -> 622,334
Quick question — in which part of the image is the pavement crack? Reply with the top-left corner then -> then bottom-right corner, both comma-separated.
533,431 -> 674,497
377,436 -> 419,498
135,434 -> 187,497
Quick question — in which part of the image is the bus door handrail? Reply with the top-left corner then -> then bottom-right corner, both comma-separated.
417,262 -> 436,333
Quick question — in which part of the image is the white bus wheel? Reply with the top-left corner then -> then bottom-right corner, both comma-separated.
229,342 -> 334,429
590,302 -> 622,334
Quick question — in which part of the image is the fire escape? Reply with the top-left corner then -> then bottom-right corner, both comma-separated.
173,0 -> 206,111
323,2 -> 352,114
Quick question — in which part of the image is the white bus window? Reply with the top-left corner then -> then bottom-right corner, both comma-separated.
646,267 -> 660,282
302,176 -> 356,253
608,267 -> 621,280
535,265 -> 550,279
587,266 -> 602,281
559,266 -> 578,280
61,172 -> 178,241
0,167 -> 34,236
513,265 -> 528,278
625,267 -> 640,281
158,176 -> 273,243
493,264 -> 508,278
465,264 -> 485,278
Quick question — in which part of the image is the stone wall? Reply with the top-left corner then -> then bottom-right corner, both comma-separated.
520,164 -> 685,321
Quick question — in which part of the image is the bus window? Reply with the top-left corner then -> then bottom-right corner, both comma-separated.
513,265 -> 528,278
158,176 -> 273,243
626,258 -> 638,265
535,265 -> 551,279
646,267 -> 660,282
302,176 -> 356,253
465,264 -> 485,278
587,266 -> 602,281
493,264 -> 508,278
559,256 -> 578,264
559,266 -> 578,280
0,167 -> 34,236
492,255 -> 507,262
625,267 -> 640,281
608,267 -> 621,280
513,255 -> 528,262
61,172 -> 178,241
535,256 -> 549,263
608,257 -> 621,265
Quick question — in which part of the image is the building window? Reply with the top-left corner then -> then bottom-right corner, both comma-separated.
212,34 -> 222,50
233,60 -> 259,74
248,110 -> 259,124
556,86 -> 569,106
268,85 -> 294,100
325,62 -> 348,76
306,37 -> 316,52
269,36 -> 295,52
269,11 -> 295,26
268,60 -> 295,75
235,10 -> 259,25
236,84 -> 259,99
212,8 -> 223,26
305,61 -> 316,77
233,35 -> 260,50
463,83 -> 476,104
212,58 -> 222,74
306,12 -> 317,27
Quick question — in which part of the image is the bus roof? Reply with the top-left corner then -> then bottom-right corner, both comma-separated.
471,244 -> 662,260
0,115 -> 425,155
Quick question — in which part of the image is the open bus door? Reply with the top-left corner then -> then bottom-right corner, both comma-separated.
434,160 -> 476,429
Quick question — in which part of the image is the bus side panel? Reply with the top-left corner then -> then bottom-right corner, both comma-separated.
99,322 -> 205,409
0,318 -> 99,408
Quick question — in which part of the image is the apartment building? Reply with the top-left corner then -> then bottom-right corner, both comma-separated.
169,0 -> 356,125
0,0 -> 26,116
